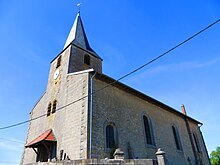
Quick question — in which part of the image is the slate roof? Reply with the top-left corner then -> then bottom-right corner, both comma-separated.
95,72 -> 202,125
63,13 -> 101,59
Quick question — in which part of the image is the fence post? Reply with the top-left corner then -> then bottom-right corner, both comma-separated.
155,148 -> 166,165
113,148 -> 125,160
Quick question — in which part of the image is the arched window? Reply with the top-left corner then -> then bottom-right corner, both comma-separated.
143,115 -> 155,145
52,100 -> 57,114
47,102 -> 52,116
193,132 -> 201,153
84,54 -> 90,66
172,125 -> 182,150
106,125 -> 115,148
56,55 -> 62,68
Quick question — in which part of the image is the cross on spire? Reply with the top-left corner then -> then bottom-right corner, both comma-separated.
77,3 -> 81,13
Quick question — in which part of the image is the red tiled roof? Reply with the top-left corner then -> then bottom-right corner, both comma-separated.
25,129 -> 56,148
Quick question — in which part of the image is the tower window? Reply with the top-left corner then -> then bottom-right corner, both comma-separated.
84,54 -> 90,66
47,103 -> 52,116
172,125 -> 182,150
52,100 -> 57,114
56,56 -> 62,68
106,125 -> 115,148
193,132 -> 201,153
143,115 -> 155,145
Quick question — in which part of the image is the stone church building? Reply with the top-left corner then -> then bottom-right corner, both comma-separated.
21,12 -> 210,165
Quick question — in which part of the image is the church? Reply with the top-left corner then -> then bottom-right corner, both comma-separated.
21,12 -> 210,165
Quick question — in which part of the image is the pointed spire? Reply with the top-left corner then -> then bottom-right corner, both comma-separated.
63,12 -> 101,59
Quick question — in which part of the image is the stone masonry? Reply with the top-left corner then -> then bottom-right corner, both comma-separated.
91,75 -> 210,165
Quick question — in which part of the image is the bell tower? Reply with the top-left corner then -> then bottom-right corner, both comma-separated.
45,11 -> 103,131
22,11 -> 103,163
49,12 -> 102,84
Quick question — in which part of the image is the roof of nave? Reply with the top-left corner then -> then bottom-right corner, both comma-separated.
95,72 -> 202,125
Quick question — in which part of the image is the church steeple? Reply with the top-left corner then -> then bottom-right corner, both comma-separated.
63,13 -> 101,59
57,12 -> 103,74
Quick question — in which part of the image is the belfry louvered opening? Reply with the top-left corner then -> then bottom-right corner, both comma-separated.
56,56 -> 62,68
84,54 -> 90,66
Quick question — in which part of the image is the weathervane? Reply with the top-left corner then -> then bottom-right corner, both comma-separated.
77,3 -> 81,13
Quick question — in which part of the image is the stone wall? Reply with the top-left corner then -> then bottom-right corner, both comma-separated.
21,45 -> 91,164
24,159 -> 157,165
21,92 -> 48,164
21,42 -> 209,165
92,78 -> 209,165
22,148 -> 168,165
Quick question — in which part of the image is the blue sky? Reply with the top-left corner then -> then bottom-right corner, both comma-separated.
0,0 -> 220,164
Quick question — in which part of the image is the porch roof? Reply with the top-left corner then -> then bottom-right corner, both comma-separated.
25,129 -> 56,148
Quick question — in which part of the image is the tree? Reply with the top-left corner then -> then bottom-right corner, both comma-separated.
210,147 -> 220,165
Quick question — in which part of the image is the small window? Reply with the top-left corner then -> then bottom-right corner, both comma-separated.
106,125 -> 115,148
47,103 -> 52,116
172,125 -> 182,150
193,133 -> 201,153
84,54 -> 90,66
52,100 -> 57,114
143,115 -> 155,145
56,56 -> 62,68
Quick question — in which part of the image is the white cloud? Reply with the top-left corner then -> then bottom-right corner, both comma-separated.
194,58 -> 220,68
124,58 -> 220,84
0,138 -> 23,165
0,138 -> 24,152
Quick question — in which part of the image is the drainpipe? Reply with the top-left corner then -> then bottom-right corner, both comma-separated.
181,105 -> 199,165
89,71 -> 96,159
